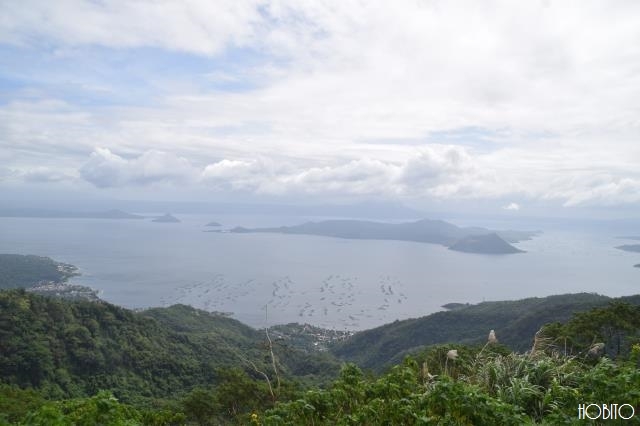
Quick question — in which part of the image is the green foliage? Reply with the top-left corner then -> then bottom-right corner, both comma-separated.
0,290 -> 339,406
543,302 -> 640,359
23,391 -> 141,425
264,361 -> 527,425
264,349 -> 640,425
181,387 -> 218,425
179,368 -> 299,425
19,391 -> 185,425
0,385 -> 46,424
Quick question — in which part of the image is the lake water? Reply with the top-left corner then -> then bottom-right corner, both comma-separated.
1,214 -> 638,330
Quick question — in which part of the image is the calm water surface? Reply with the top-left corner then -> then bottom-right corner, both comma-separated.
1,214 -> 638,329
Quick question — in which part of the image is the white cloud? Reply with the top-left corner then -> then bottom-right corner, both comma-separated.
201,158 -> 278,192
75,146 -> 508,199
79,148 -> 196,188
0,167 -> 16,181
21,167 -> 75,183
554,176 -> 640,207
3,1 -> 640,211
279,158 -> 401,196
0,0 -> 265,55
504,202 -> 520,211
4,141 -> 637,210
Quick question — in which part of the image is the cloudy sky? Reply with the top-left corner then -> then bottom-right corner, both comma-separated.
1,1 -> 640,215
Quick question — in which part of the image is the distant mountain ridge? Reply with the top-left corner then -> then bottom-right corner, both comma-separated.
616,244 -> 640,253
231,218 -> 537,254
0,208 -> 144,219
0,199 -> 426,220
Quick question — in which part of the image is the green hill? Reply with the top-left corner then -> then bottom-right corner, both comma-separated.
330,293 -> 617,370
0,290 -> 339,405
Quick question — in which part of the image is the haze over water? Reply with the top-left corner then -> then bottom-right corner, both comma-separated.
1,214 -> 638,330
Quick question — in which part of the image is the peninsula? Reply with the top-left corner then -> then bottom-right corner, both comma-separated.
0,254 -> 99,301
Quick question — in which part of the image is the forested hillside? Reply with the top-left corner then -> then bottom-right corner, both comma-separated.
0,290 -> 339,406
2,289 -> 640,424
331,293 -> 627,370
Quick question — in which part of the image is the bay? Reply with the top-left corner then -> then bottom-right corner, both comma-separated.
0,214 -> 638,330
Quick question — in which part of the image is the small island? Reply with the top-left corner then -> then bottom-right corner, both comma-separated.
635,264 -> 640,268
152,213 -> 181,223
615,244 -> 640,253
205,221 -> 222,227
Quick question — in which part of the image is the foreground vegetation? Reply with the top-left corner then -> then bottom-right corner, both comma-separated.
265,349 -> 640,424
3,341 -> 640,424
2,288 -> 640,424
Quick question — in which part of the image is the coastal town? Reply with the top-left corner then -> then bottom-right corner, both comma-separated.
269,323 -> 354,352
25,261 -> 101,302
27,281 -> 101,302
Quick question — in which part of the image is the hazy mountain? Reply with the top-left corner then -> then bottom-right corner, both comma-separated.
616,244 -> 640,253
151,213 -> 181,223
0,208 -> 144,219
0,198 -> 426,220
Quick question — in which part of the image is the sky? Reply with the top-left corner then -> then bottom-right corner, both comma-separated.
1,1 -> 640,217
